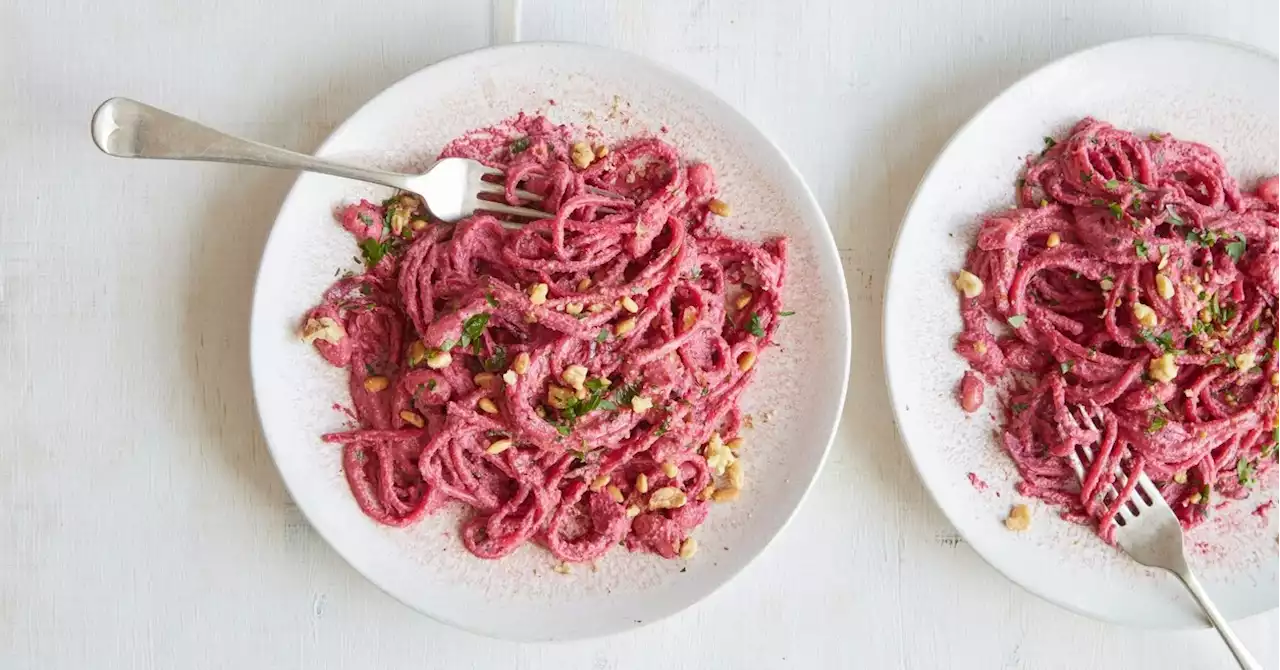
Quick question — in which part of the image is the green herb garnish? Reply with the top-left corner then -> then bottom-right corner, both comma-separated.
1146,415 -> 1168,434
1104,179 -> 1119,190
1108,202 -> 1124,220
485,292 -> 499,307
458,313 -> 490,349
1007,314 -> 1027,328
358,238 -> 390,267
1011,402 -> 1030,414
779,311 -> 796,317
509,137 -> 531,154
1225,233 -> 1247,262
746,312 -> 765,337
1237,458 -> 1257,487
1059,360 -> 1075,374
1133,239 -> 1149,259
481,345 -> 508,373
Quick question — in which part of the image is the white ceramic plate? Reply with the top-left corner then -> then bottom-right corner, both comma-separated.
884,35 -> 1278,629
250,42 -> 850,641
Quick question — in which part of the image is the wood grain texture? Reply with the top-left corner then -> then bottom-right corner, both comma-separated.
1,0 -> 1276,667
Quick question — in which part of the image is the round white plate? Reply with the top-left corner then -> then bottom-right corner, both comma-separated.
250,42 -> 850,641
884,35 -> 1278,629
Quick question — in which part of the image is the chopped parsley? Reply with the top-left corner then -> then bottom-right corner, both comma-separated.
1263,430 -> 1279,460
779,311 -> 796,317
509,137 -> 531,154
609,380 -> 642,408
426,379 -> 437,391
1133,239 -> 1149,259
1059,360 -> 1075,374
1011,402 -> 1030,414
1091,198 -> 1107,207
1237,458 -> 1257,487
1139,329 -> 1180,354
1041,136 -> 1057,154
1104,179 -> 1119,190
1128,178 -> 1147,192
1146,414 -> 1167,434
1006,314 -> 1027,328
746,312 -> 765,337
485,292 -> 499,307
554,378 -> 618,432
1185,227 -> 1220,247
1108,202 -> 1124,220
481,345 -> 508,372
1225,233 -> 1247,262
1080,172 -> 1093,183
1164,205 -> 1184,226
358,238 -> 390,267
595,330 -> 609,343
458,313 -> 490,350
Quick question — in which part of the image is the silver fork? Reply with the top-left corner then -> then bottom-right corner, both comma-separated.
89,97 -> 549,222
1068,403 -> 1260,670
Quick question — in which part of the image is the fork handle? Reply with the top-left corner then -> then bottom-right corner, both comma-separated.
1175,568 -> 1261,670
90,97 -> 415,192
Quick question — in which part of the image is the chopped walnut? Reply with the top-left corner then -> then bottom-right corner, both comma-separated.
1004,504 -> 1031,531
648,486 -> 688,510
300,316 -> 345,345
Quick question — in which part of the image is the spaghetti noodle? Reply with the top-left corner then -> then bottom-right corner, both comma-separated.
302,114 -> 787,562
955,118 -> 1278,542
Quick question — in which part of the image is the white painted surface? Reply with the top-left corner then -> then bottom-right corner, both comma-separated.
2,0 -> 1277,667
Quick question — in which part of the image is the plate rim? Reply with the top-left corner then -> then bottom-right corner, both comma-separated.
881,33 -> 1279,630
249,40 -> 852,640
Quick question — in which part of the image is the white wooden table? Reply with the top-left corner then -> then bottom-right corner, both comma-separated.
3,0 -> 1277,667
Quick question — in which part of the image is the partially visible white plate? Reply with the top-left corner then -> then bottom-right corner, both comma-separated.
884,35 -> 1278,629
250,42 -> 850,641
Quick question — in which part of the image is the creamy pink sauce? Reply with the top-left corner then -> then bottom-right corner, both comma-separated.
305,114 -> 788,563
955,118 -> 1278,544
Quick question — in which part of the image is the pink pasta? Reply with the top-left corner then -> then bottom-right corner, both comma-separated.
303,114 -> 787,562
955,118 -> 1278,542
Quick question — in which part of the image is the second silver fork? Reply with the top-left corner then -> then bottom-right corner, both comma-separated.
1068,403 -> 1260,670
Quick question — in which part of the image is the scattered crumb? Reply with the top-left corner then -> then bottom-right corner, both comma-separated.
761,409 -> 776,423
1254,501 -> 1275,522
1004,504 -> 1031,531
743,414 -> 755,429
967,472 -> 988,492
552,563 -> 572,575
